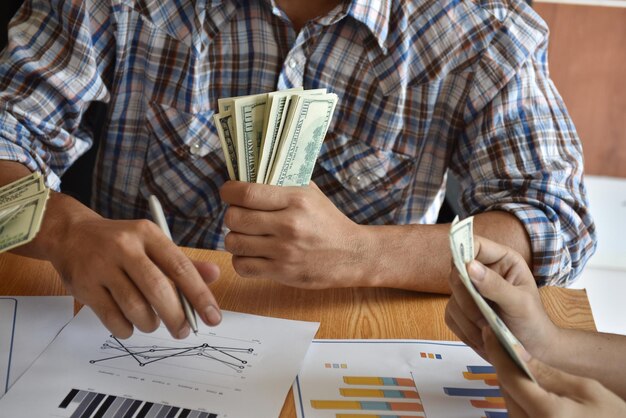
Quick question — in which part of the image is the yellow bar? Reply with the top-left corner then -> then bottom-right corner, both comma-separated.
343,377 -> 384,385
463,371 -> 498,381
311,400 -> 363,410
486,397 -> 505,403
339,388 -> 384,397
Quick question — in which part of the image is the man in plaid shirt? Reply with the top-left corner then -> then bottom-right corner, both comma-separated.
0,0 -> 596,337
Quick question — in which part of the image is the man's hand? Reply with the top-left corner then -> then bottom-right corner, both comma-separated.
483,327 -> 626,418
220,181 -> 370,289
445,236 -> 558,360
0,162 -> 224,340
49,211 -> 222,339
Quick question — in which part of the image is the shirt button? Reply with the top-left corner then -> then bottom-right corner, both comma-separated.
189,139 -> 202,156
288,58 -> 297,69
349,174 -> 363,188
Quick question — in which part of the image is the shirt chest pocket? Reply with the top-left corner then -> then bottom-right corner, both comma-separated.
314,132 -> 416,225
141,102 -> 228,218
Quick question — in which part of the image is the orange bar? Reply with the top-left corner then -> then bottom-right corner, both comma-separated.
390,402 -> 424,412
470,399 -> 507,409
463,371 -> 498,381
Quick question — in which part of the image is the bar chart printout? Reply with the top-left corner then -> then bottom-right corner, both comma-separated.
294,340 -> 507,418
294,340 -> 462,418
412,348 -> 509,418
0,307 -> 319,417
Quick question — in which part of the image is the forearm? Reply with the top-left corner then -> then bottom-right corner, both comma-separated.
360,211 -> 531,293
543,327 -> 626,399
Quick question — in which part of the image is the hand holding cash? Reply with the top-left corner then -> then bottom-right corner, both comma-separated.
448,216 -> 537,382
0,172 -> 50,253
213,87 -> 338,185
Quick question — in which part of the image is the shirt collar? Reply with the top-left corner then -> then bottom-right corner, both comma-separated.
345,0 -> 391,53
206,0 -> 391,52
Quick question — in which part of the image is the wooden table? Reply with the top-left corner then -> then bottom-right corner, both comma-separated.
0,249 -> 597,417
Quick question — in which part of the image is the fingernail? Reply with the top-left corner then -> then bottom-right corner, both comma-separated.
468,260 -> 486,282
203,305 -> 222,326
178,325 -> 190,339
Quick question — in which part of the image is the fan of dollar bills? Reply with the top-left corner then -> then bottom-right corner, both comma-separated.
0,172 -> 50,253
213,87 -> 338,186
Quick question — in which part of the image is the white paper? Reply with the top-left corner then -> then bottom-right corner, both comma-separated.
575,267 -> 626,335
584,175 -> 626,270
0,307 -> 319,417
0,296 -> 73,397
294,340 -> 506,418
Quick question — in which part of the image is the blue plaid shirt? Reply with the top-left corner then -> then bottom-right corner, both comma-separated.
0,0 -> 596,285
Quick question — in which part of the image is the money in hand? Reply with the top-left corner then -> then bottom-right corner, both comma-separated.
449,216 -> 537,382
214,88 -> 338,186
0,172 -> 50,253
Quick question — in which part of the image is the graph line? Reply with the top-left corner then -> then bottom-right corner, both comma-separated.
90,336 -> 254,372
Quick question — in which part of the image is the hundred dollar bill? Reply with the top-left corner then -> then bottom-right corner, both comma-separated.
0,188 -> 50,253
0,172 -> 45,205
449,216 -> 536,382
213,111 -> 239,180
0,203 -> 24,228
257,92 -> 293,183
267,93 -> 338,186
233,93 -> 267,182
259,89 -> 327,184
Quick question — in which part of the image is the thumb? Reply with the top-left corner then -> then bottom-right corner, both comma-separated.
467,260 -> 522,308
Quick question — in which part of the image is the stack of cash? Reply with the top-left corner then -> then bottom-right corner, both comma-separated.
0,172 -> 50,253
213,88 -> 338,186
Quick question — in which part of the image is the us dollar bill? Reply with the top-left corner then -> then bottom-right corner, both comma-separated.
0,188 -> 50,253
0,172 -> 45,205
213,111 -> 239,180
449,216 -> 536,382
267,93 -> 338,186
233,94 -> 267,182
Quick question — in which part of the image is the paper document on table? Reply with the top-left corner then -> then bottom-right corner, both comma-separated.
449,216 -> 536,382
0,307 -> 319,417
293,339 -> 508,418
0,296 -> 73,398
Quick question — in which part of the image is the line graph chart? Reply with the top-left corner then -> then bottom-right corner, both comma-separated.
90,336 -> 255,372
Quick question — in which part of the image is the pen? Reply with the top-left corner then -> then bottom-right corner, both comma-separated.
148,195 -> 199,336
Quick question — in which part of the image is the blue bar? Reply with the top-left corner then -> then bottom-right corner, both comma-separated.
443,387 -> 502,397
381,390 -> 405,398
435,354 -> 442,359
485,411 -> 509,418
466,365 -> 496,374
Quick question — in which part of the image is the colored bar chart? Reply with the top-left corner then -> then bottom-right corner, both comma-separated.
310,375 -> 424,417
342,377 -> 415,387
58,388 -> 218,418
443,366 -> 508,418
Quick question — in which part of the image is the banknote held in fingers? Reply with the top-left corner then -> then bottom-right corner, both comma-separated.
0,172 -> 50,253
449,216 -> 537,382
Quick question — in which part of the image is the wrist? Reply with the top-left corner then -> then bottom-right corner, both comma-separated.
16,191 -> 101,262
531,319 -> 563,365
355,223 -> 451,292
